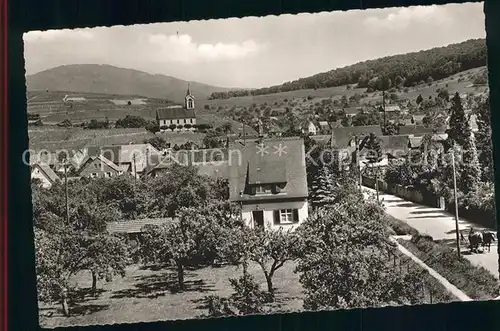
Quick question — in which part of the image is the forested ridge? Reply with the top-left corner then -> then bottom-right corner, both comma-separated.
209,39 -> 486,100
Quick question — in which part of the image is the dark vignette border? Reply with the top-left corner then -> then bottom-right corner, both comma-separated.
5,1 -> 500,331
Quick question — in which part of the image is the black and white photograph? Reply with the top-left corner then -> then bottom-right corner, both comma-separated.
23,2 -> 499,328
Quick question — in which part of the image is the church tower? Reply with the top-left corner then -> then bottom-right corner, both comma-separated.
185,83 -> 195,110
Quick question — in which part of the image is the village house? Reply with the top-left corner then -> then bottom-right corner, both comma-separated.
31,163 -> 61,189
398,124 -> 443,136
145,148 -> 231,180
88,143 -> 160,177
78,154 -> 123,178
342,106 -> 362,118
301,121 -> 317,135
228,137 -> 309,231
156,85 -> 197,132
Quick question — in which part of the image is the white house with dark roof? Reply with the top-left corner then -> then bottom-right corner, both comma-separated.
156,85 -> 197,132
228,137 -> 309,231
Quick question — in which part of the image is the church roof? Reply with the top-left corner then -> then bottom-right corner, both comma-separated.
156,107 -> 196,120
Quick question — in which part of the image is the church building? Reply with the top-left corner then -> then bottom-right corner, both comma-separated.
156,85 -> 197,132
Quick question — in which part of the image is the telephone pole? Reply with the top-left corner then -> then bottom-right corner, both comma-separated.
450,146 -> 461,258
355,136 -> 362,191
133,154 -> 137,183
64,160 -> 69,224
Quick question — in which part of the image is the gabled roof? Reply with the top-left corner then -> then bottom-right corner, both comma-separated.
247,159 -> 287,184
156,106 -> 196,120
228,137 -> 308,202
379,135 -> 410,151
343,107 -> 362,115
330,125 -> 383,148
107,218 -> 174,234
398,125 -> 443,136
80,155 -> 121,173
318,121 -> 330,127
32,163 -> 61,183
408,133 -> 448,148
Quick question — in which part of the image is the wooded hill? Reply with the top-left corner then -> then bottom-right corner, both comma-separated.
209,39 -> 487,100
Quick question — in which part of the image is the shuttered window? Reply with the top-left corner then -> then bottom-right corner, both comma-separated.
274,209 -> 299,224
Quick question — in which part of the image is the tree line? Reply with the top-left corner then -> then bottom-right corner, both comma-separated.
208,39 -> 486,99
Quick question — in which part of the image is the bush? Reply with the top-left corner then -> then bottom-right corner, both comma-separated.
385,214 -> 419,236
400,235 -> 499,300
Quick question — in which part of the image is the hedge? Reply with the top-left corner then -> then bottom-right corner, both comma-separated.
399,235 -> 499,300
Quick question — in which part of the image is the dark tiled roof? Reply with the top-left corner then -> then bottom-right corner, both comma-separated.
398,125 -> 443,136
248,159 -> 287,184
229,137 -> 308,202
379,135 -> 410,151
330,125 -> 383,148
156,107 -> 196,120
107,218 -> 174,234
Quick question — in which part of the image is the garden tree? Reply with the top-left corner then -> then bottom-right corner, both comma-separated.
437,88 -> 450,102
141,218 -> 196,291
144,136 -> 168,150
149,164 -> 222,217
245,228 -> 300,294
295,198 -> 423,310
352,112 -> 380,126
341,95 -> 348,107
220,121 -> 233,134
422,108 -> 447,131
203,129 -> 224,148
416,94 -> 424,105
447,92 -> 471,147
145,120 -> 160,133
115,115 -> 148,128
474,96 -> 494,182
383,122 -> 399,135
33,183 -> 129,310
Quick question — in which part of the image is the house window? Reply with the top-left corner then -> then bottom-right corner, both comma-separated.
90,173 -> 98,178
104,172 -> 112,178
274,209 -> 299,225
280,209 -> 294,223
255,185 -> 272,194
94,163 -> 99,169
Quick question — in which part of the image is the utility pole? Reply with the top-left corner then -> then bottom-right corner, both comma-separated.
450,146 -> 461,258
133,153 -> 137,183
375,164 -> 380,202
382,90 -> 386,128
64,159 -> 69,224
355,136 -> 362,191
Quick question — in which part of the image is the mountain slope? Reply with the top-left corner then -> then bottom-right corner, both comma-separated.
26,64 -> 235,102
209,38 -> 487,99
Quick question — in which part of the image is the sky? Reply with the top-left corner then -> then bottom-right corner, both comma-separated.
23,2 -> 485,89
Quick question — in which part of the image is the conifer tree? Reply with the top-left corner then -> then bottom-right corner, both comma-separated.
309,166 -> 336,209
474,96 -> 493,182
447,92 -> 471,148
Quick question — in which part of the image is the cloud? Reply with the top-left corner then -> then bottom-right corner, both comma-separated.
23,29 -> 94,43
147,33 -> 264,63
362,5 -> 453,31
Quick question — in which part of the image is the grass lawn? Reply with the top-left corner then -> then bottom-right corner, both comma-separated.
38,261 -> 304,328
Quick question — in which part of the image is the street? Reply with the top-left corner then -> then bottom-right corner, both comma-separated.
363,187 -> 499,278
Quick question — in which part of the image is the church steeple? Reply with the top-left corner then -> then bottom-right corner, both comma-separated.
185,83 -> 195,110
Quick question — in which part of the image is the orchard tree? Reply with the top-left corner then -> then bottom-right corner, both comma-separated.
247,228 -> 300,294
295,197 -> 423,310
